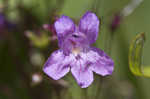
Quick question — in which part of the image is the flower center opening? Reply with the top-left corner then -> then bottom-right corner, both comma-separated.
72,47 -> 81,56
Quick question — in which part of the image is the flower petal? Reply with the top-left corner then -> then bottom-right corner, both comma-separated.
43,49 -> 72,80
70,56 -> 94,88
54,15 -> 75,47
79,11 -> 99,44
54,15 -> 75,36
90,47 -> 114,76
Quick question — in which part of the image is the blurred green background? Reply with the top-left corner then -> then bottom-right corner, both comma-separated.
0,0 -> 150,99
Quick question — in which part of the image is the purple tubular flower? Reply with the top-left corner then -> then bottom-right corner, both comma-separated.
43,11 -> 114,88
110,13 -> 122,32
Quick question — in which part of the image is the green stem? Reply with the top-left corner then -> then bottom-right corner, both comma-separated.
95,77 -> 103,99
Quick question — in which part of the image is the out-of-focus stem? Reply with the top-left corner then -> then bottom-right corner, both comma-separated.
91,0 -> 99,13
104,31 -> 114,55
94,77 -> 103,99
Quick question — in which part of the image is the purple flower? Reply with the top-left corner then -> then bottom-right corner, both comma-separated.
0,13 -> 16,34
110,13 -> 122,32
43,12 -> 114,88
0,13 -> 6,31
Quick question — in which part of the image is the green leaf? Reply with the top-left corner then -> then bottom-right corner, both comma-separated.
129,32 -> 150,77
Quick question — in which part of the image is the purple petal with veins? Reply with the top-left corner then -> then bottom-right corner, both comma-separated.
89,47 -> 114,76
54,15 -> 75,47
43,50 -> 72,80
79,11 -> 99,44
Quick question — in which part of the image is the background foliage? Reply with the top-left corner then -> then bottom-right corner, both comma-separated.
0,0 -> 150,99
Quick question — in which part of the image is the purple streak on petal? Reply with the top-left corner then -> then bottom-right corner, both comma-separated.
70,54 -> 94,88
90,47 -> 114,76
61,38 -> 73,55
43,49 -> 71,80
79,11 -> 99,44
